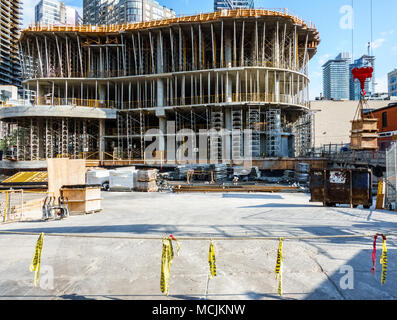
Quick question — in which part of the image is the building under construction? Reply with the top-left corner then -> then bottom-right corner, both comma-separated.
0,9 -> 320,168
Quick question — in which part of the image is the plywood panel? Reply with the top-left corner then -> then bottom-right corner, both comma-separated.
47,158 -> 86,198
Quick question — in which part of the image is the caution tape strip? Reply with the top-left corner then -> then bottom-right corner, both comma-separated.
0,230 -> 395,296
380,237 -> 388,285
160,234 -> 180,296
208,240 -> 216,279
29,232 -> 44,286
275,238 -> 284,296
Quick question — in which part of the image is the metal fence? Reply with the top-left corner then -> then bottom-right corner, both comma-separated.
386,142 -> 397,210
0,190 -> 24,223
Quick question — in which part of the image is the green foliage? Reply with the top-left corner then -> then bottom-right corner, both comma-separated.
0,129 -> 18,152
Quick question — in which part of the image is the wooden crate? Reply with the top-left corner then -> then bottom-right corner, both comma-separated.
67,199 -> 102,215
350,132 -> 378,150
351,119 -> 378,132
61,186 -> 101,201
60,186 -> 102,215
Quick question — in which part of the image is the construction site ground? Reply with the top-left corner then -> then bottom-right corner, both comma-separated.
0,190 -> 396,300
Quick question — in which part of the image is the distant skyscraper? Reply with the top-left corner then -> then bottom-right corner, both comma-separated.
83,0 -> 175,25
389,69 -> 397,97
83,0 -> 100,25
214,0 -> 254,11
322,53 -> 350,100
0,0 -> 22,87
35,0 -> 81,26
349,55 -> 376,100
60,3 -> 83,25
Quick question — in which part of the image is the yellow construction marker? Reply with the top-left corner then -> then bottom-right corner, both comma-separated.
30,232 -> 44,286
376,179 -> 385,210
275,238 -> 284,296
2,191 -> 9,222
208,240 -> 216,279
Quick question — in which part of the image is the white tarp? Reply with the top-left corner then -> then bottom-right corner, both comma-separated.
86,169 -> 110,186
109,169 -> 137,191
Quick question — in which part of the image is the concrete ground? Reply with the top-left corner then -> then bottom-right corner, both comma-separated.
0,191 -> 396,300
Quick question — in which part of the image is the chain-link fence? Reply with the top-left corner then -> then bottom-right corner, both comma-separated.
0,190 -> 24,222
386,142 -> 397,210
0,190 -> 49,223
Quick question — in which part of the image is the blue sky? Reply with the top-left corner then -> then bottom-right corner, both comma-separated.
23,0 -> 397,99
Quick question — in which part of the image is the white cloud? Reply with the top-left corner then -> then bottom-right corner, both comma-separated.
318,54 -> 331,66
380,29 -> 395,37
375,74 -> 388,94
369,38 -> 386,50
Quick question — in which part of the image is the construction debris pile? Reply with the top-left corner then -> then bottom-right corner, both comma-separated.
84,162 -> 313,194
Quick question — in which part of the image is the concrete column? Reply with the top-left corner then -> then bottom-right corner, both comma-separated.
224,28 -> 233,160
225,30 -> 232,68
159,117 -> 166,156
156,33 -> 166,158
99,83 -> 106,107
275,72 -> 280,103
99,119 -> 105,162
36,80 -> 40,105
156,33 -> 164,107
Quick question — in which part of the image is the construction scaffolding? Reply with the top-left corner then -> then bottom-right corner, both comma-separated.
1,9 -> 320,164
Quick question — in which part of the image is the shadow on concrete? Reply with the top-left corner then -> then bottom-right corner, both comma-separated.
238,203 -> 323,209
244,291 -> 295,300
222,194 -> 283,200
59,293 -> 95,300
304,248 -> 397,300
3,219 -> 397,241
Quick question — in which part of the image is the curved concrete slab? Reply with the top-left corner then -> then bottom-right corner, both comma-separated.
0,160 -> 47,170
0,105 -> 117,120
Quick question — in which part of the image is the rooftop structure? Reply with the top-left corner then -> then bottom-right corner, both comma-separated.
214,0 -> 254,11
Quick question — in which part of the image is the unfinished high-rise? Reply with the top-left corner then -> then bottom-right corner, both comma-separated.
0,0 -> 22,87
1,9 -> 320,167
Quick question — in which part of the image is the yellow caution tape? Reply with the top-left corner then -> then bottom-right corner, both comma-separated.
160,235 -> 180,295
30,232 -> 44,286
275,238 -> 284,296
208,240 -> 216,279
380,238 -> 388,285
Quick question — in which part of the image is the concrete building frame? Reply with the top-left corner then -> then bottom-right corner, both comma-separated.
1,9 -> 320,165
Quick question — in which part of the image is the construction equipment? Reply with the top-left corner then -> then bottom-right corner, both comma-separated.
42,196 -> 69,221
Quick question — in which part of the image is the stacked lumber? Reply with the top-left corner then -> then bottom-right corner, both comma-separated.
135,169 -> 158,192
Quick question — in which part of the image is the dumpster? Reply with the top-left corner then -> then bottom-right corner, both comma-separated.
309,168 -> 372,208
